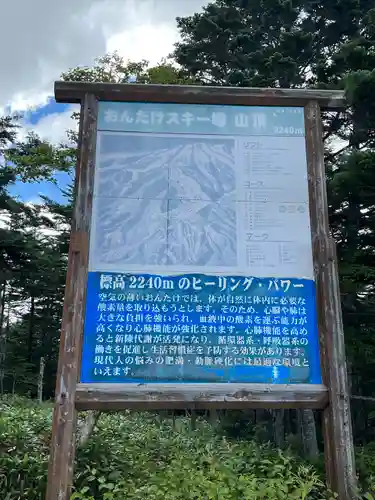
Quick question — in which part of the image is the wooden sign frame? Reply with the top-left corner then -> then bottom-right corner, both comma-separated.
46,82 -> 356,499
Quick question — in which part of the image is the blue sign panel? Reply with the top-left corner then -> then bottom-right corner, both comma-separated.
98,102 -> 305,136
80,273 -> 321,384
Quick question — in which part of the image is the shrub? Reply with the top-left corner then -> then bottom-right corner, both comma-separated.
0,396 -> 367,499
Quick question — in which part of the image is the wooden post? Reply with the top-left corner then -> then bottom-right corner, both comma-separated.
46,93 -> 97,500
305,101 -> 357,499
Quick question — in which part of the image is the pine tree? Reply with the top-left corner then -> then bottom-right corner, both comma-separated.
173,0 -> 375,447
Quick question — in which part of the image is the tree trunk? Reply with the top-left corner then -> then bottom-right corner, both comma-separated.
209,409 -> 219,427
0,279 -> 5,333
0,280 -> 7,394
27,294 -> 35,362
299,409 -> 319,461
273,409 -> 285,449
37,357 -> 45,403
77,411 -> 101,447
190,409 -> 197,430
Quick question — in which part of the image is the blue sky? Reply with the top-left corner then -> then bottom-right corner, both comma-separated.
24,98 -> 69,125
0,0 -> 210,207
0,0 -> 209,207
8,98 -> 73,205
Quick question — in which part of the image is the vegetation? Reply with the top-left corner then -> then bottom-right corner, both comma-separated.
1,0 -> 375,497
0,397 -> 340,500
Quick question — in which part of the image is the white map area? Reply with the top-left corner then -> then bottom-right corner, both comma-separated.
90,133 -> 237,271
89,132 -> 314,278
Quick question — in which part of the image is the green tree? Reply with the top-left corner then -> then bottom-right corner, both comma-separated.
1,54 -> 197,399
173,0 -> 375,450
61,51 -> 196,85
0,111 -> 75,397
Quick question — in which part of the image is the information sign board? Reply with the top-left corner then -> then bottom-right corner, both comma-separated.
81,102 -> 321,386
45,83 -> 355,500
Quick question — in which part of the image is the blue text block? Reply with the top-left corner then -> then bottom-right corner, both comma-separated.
80,273 -> 321,385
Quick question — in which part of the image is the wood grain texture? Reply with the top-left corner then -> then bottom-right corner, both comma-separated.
46,94 -> 97,500
54,81 -> 346,109
75,383 -> 329,410
305,101 -> 357,499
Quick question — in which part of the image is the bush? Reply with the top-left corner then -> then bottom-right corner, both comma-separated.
0,396 -> 364,499
356,443 -> 375,495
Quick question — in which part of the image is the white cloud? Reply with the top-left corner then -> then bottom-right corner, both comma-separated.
20,107 -> 79,145
0,0 -> 209,112
25,196 -> 44,205
0,211 -> 10,230
107,23 -> 179,65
